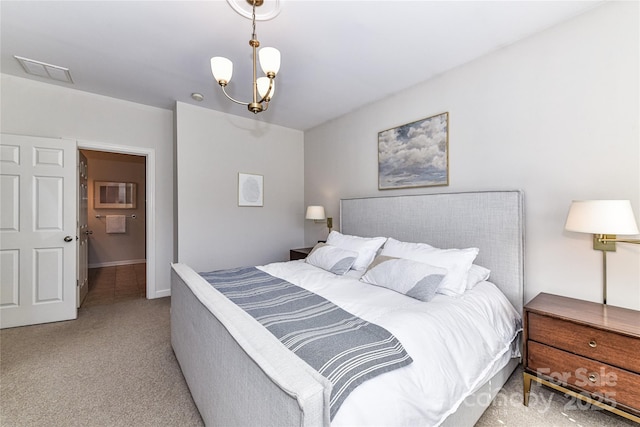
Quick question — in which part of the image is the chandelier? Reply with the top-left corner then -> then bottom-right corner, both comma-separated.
210,0 -> 281,114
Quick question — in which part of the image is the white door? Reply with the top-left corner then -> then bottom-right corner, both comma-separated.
0,134 -> 77,328
77,151 -> 89,307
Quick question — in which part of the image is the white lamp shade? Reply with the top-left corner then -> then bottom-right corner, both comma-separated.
210,57 -> 233,83
565,200 -> 640,235
305,205 -> 326,220
259,47 -> 281,75
257,77 -> 275,99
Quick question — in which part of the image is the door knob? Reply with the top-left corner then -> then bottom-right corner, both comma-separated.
64,236 -> 74,242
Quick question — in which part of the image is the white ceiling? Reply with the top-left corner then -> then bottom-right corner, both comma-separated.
1,0 -> 603,131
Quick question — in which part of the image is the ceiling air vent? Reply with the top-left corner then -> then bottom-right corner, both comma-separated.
14,55 -> 73,83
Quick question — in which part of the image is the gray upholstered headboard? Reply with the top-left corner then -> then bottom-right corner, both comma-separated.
340,190 -> 524,314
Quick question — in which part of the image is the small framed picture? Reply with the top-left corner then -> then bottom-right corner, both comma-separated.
238,173 -> 263,207
94,181 -> 136,209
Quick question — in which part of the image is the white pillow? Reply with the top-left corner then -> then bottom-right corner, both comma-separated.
361,255 -> 446,302
305,243 -> 358,275
466,264 -> 491,289
380,238 -> 479,296
325,231 -> 387,271
379,238 -> 435,259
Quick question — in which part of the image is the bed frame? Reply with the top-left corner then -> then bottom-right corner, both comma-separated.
171,190 -> 525,426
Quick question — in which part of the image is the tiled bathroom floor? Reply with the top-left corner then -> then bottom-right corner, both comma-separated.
82,263 -> 146,307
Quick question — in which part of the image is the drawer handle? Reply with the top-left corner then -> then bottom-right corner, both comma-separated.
588,373 -> 597,383
588,340 -> 597,348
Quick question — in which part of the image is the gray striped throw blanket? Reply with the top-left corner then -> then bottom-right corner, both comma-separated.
200,266 -> 413,420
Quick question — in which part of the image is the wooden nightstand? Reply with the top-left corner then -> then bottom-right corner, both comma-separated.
289,247 -> 313,261
523,293 -> 640,422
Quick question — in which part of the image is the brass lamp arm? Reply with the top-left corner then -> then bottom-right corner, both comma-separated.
259,74 -> 275,102
219,79 -> 273,112
592,234 -> 639,305
220,85 -> 250,106
598,236 -> 640,244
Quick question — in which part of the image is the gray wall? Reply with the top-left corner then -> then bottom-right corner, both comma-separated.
175,102 -> 304,272
304,2 -> 640,310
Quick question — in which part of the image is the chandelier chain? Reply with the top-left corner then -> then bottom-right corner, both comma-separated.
252,1 -> 257,40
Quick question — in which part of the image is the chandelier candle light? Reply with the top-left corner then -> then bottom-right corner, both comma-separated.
211,0 -> 280,114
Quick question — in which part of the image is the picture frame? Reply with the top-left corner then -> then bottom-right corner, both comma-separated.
94,181 -> 137,209
238,173 -> 263,207
378,112 -> 449,190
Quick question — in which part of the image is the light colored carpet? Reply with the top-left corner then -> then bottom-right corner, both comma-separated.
1,297 -> 636,426
1,298 -> 203,427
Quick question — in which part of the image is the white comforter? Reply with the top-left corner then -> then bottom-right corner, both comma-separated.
259,261 -> 522,427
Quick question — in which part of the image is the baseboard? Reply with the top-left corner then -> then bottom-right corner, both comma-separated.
152,289 -> 171,299
89,259 -> 147,269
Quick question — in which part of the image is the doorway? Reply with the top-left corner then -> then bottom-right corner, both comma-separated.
77,140 -> 157,305
80,150 -> 147,307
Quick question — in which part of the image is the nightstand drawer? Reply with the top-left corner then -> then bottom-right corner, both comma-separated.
528,312 -> 640,373
527,341 -> 640,411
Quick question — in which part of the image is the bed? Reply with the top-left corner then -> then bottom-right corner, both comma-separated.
171,190 -> 525,426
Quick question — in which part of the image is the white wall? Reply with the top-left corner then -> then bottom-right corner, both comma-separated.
1,74 -> 174,298
176,102 -> 304,272
304,2 -> 640,309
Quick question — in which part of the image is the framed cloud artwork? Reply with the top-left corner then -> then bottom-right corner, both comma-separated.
378,112 -> 449,190
238,173 -> 264,207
